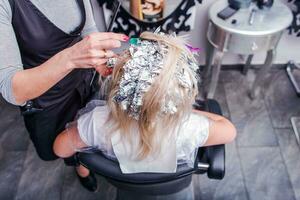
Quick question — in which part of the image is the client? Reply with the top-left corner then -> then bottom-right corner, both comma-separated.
53,31 -> 236,185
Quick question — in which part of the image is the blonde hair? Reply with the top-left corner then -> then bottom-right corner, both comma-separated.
104,32 -> 198,159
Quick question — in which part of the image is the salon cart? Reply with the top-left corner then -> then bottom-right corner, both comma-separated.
204,0 -> 292,99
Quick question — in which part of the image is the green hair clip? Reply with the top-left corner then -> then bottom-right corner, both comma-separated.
129,37 -> 140,45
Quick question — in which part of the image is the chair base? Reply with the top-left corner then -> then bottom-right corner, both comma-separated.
115,182 -> 194,200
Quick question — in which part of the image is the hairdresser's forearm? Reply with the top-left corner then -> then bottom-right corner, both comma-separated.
11,32 -> 126,105
12,51 -> 72,105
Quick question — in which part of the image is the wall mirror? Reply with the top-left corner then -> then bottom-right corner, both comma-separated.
121,0 -> 183,23
98,0 -> 202,36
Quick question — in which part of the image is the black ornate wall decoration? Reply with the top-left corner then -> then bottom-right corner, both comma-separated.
98,0 -> 202,37
287,0 -> 300,37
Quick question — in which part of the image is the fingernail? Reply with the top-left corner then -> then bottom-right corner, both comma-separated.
122,35 -> 129,42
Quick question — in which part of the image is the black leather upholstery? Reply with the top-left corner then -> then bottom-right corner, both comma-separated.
78,152 -> 195,184
77,99 -> 225,195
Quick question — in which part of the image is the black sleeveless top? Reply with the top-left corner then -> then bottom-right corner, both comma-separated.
8,0 -> 92,108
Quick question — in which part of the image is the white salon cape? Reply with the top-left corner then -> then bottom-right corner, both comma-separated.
76,100 -> 210,174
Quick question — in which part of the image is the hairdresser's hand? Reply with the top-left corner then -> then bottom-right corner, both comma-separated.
94,65 -> 112,77
62,32 -> 129,71
94,53 -> 122,77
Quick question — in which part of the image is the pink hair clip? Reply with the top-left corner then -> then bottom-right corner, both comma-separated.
185,44 -> 201,53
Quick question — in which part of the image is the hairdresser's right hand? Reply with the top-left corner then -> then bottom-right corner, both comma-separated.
62,32 -> 129,70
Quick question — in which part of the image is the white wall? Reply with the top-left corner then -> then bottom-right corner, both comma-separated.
91,0 -> 300,65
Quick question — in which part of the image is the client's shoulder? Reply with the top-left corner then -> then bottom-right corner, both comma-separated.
77,101 -> 110,125
90,104 -> 110,120
184,112 -> 210,127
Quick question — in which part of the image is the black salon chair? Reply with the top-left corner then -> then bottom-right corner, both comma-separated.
76,99 -> 225,198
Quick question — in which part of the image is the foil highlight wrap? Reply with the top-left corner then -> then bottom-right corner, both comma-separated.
113,39 -> 166,119
110,35 -> 199,120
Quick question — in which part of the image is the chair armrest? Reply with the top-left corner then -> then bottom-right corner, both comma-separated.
195,99 -> 225,180
202,144 -> 225,179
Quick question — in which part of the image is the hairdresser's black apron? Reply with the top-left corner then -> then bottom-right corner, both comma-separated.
8,0 -> 94,160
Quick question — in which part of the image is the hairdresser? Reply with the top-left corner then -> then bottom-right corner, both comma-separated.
0,0 -> 128,191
